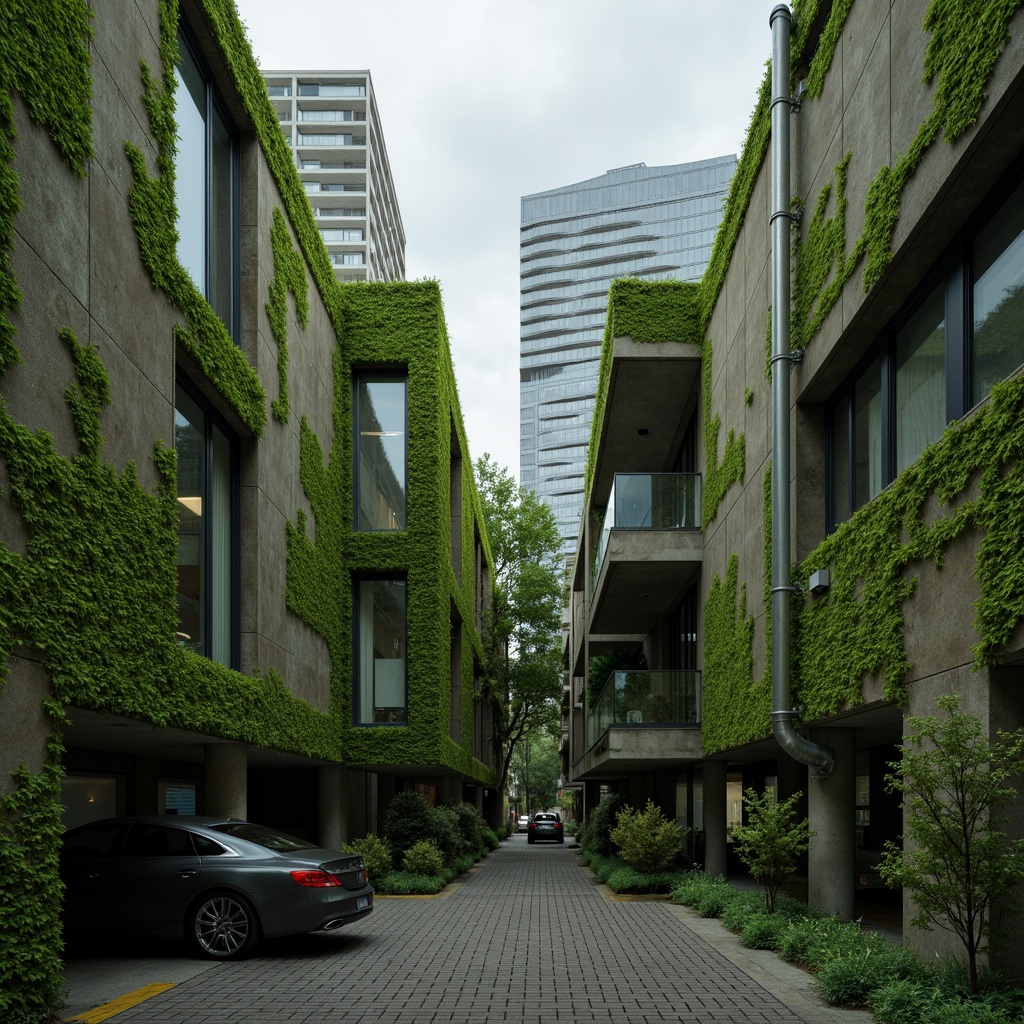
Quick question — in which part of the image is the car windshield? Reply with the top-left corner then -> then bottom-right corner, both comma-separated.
211,822 -> 318,852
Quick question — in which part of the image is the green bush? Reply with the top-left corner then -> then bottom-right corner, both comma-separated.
481,827 -> 500,851
451,802 -> 485,855
605,866 -> 689,894
431,805 -> 463,863
670,871 -> 733,913
720,892 -> 764,931
401,840 -> 445,876
740,914 -> 792,949
609,800 -> 687,873
374,871 -> 447,896
777,915 -> 864,968
340,834 -> 391,882
580,793 -> 623,857
868,979 -> 934,1024
813,939 -> 923,1007
383,792 -> 438,865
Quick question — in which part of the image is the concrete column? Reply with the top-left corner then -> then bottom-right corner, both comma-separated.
318,765 -> 346,849
703,760 -> 727,876
204,743 -> 247,819
807,728 -> 856,919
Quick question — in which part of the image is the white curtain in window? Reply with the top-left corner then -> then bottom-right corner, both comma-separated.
896,286 -> 946,475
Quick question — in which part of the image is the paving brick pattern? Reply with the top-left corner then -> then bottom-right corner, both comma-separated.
106,839 -> 833,1023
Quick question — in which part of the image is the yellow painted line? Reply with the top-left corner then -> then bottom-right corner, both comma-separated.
66,983 -> 176,1023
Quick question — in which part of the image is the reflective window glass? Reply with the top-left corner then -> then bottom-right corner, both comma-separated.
356,579 -> 407,725
175,29 -> 237,337
175,383 -> 236,666
973,178 -> 1024,404
896,284 -> 946,474
355,377 -> 406,530
854,355 -> 883,508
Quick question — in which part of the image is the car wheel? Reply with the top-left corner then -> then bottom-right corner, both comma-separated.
527,836 -> 534,844
188,891 -> 261,960
557,838 -> 564,844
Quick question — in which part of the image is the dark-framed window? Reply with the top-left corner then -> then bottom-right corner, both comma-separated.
175,24 -> 240,337
828,164 -> 1024,530
354,373 -> 407,530
354,576 -> 407,725
174,378 -> 239,667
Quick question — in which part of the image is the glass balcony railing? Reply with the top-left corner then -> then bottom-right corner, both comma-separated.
594,473 -> 701,579
586,669 -> 701,750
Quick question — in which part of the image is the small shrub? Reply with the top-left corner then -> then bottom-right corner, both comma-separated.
926,1003 -> 1017,1024
813,939 -> 923,1007
609,800 -> 687,873
671,871 -> 733,914
740,914 -> 791,950
580,793 -> 622,857
721,892 -> 764,932
374,871 -> 446,896
604,866 -> 688,894
450,802 -> 485,855
777,915 -> 863,969
401,840 -> 445,877
431,805 -> 463,863
340,834 -> 391,882
868,979 -> 933,1024
382,792 -> 437,866
481,827 -> 499,851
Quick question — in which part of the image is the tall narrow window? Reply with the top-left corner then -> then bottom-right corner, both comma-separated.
175,28 -> 238,336
175,383 -> 237,666
355,375 -> 406,530
853,354 -> 883,508
355,578 -> 407,724
973,178 -> 1024,405
895,284 -> 945,474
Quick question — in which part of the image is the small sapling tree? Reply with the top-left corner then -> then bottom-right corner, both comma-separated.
879,694 -> 1024,995
730,788 -> 813,912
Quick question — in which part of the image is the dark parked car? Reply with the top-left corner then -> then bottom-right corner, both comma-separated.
527,812 -> 564,844
60,816 -> 373,960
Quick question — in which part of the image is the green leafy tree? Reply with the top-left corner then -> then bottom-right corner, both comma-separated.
511,729 -> 561,813
475,455 -> 563,798
730,788 -> 813,912
879,694 -> 1024,995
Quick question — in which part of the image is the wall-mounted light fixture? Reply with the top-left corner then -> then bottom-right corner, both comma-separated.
809,568 -> 830,596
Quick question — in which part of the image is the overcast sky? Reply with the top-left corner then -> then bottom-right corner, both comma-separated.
241,0 -> 777,480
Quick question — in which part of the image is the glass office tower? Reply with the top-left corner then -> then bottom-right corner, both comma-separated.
519,156 -> 737,555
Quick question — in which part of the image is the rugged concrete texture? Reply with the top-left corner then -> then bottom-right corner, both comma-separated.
63,840 -> 869,1024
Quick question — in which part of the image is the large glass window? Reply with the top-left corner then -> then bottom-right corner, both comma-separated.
829,165 -> 1024,530
973,178 -> 1024,404
174,29 -> 238,336
853,354 -> 884,508
895,284 -> 946,475
355,579 -> 407,725
355,375 -> 406,530
175,382 -> 237,666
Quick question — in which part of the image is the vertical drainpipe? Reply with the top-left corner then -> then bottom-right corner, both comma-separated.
769,4 -> 835,778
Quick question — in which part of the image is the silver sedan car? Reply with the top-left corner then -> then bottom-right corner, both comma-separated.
60,815 -> 373,959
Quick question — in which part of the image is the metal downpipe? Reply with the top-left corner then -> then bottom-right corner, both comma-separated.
769,4 -> 834,778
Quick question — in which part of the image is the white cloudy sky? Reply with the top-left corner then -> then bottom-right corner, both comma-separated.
240,0 -> 777,480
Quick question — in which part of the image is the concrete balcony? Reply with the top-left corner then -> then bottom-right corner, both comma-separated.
589,473 -> 702,637
578,669 -> 703,779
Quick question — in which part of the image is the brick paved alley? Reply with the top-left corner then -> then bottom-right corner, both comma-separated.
64,838 -> 870,1024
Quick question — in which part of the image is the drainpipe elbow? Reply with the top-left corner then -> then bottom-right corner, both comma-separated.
772,710 -> 835,778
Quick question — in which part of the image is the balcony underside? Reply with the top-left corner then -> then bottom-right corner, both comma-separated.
589,530 -> 701,635
575,724 -> 703,780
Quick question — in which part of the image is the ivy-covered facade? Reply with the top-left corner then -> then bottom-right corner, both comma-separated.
0,1 -> 494,1016
564,0 -> 1024,976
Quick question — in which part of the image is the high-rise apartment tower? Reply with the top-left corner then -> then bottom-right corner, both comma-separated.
519,157 -> 736,553
264,70 -> 405,283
